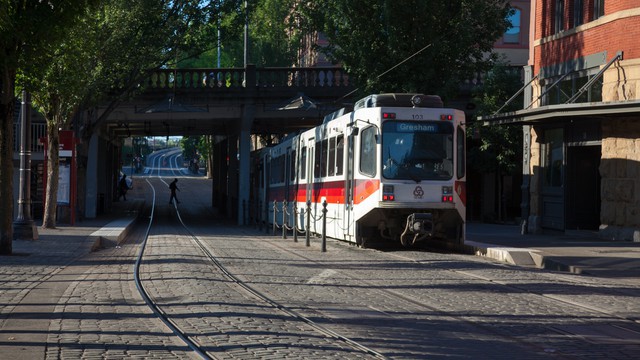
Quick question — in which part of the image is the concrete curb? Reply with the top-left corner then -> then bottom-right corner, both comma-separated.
465,240 -> 540,267
89,200 -> 145,251
89,217 -> 138,251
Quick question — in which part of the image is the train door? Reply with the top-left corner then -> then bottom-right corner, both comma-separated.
284,147 -> 291,203
304,139 -> 315,233
264,153 -> 272,225
305,138 -> 315,204
286,146 -> 295,226
343,127 -> 357,242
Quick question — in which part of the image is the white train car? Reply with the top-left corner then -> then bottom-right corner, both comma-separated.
252,93 -> 466,247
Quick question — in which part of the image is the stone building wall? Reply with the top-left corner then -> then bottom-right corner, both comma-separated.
603,58 -> 640,102
599,59 -> 640,241
599,119 -> 640,241
527,127 -> 541,233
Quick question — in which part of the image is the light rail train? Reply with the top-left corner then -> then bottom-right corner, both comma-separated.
251,93 -> 466,247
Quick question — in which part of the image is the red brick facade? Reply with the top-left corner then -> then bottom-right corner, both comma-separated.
523,0 -> 640,240
534,3 -> 640,69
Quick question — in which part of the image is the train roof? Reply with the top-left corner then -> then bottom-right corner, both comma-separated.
354,93 -> 443,110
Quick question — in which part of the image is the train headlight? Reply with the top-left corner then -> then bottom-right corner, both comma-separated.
383,184 -> 395,201
442,186 -> 453,202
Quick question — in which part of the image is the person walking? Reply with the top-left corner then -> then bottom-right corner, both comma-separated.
169,178 -> 180,204
118,174 -> 129,201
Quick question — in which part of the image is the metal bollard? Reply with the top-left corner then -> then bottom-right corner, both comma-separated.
321,200 -> 327,252
282,199 -> 287,239
305,200 -> 311,247
293,202 -> 298,242
272,200 -> 277,235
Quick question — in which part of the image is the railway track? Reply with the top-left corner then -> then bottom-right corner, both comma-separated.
124,155 -> 640,359
133,177 -> 386,359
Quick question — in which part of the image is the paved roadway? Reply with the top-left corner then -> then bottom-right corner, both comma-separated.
2,168 -> 640,359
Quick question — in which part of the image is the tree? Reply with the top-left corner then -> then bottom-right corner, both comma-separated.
250,0 -> 301,67
18,0 -> 236,228
468,60 -> 524,222
0,0 -> 97,253
299,0 -> 511,99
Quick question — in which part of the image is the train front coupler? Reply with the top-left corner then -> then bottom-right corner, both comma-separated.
400,213 -> 433,246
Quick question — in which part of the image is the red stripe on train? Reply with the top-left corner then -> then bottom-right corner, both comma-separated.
268,179 -> 380,205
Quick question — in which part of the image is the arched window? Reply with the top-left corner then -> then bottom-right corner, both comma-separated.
504,8 -> 521,44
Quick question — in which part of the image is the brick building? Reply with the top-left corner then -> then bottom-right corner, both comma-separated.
483,0 -> 640,241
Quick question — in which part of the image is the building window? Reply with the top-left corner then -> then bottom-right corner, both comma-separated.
593,0 -> 604,20
504,8 -> 521,44
574,0 -> 584,26
545,73 -> 603,105
555,0 -> 565,33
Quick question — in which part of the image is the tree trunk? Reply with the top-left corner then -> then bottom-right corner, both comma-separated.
0,66 -> 16,254
42,121 -> 60,229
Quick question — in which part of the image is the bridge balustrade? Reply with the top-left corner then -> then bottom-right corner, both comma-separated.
143,67 -> 351,90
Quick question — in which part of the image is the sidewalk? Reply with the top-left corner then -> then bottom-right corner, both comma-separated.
466,222 -> 640,279
10,199 -> 143,259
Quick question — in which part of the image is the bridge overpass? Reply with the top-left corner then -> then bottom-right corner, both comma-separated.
87,65 -> 355,223
101,65 -> 354,138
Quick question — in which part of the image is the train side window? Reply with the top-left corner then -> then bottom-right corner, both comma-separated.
259,158 -> 264,188
314,141 -> 322,178
320,139 -> 328,177
278,155 -> 285,183
457,126 -> 465,179
328,137 -> 336,176
300,146 -> 307,180
359,126 -> 377,177
336,135 -> 344,176
289,150 -> 296,181
270,155 -> 282,184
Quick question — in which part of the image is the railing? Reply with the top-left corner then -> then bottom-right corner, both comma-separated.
143,66 -> 351,90
246,198 -> 329,252
13,123 -> 46,153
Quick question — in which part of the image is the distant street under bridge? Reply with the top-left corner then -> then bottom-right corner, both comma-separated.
86,65 -> 355,224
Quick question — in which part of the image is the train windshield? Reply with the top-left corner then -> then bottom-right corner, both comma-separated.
382,121 -> 454,181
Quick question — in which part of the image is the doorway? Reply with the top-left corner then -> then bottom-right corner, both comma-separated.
566,145 -> 601,230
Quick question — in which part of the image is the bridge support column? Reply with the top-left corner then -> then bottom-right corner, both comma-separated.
237,102 -> 254,225
212,137 -> 228,216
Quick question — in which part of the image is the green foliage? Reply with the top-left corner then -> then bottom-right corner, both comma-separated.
178,0 -> 301,68
17,0 -> 225,126
180,136 -> 210,161
467,61 -> 523,174
250,0 -> 301,67
299,0 -> 510,98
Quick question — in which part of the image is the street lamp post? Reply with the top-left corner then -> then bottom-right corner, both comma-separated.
13,90 -> 39,240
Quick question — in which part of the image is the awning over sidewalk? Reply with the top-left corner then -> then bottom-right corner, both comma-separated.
479,99 -> 640,126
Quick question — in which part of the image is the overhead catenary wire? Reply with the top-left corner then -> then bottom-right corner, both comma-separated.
336,42 -> 434,103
